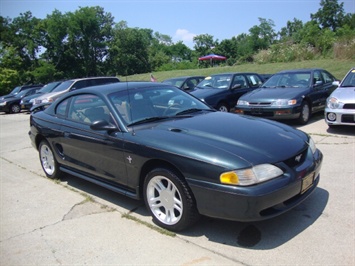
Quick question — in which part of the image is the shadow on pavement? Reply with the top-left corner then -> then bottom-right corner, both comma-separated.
59,173 -> 329,250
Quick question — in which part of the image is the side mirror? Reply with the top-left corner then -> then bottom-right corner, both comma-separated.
90,120 -> 117,132
232,84 -> 242,90
332,80 -> 340,86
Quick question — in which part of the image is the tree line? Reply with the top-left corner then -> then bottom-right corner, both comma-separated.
0,0 -> 354,94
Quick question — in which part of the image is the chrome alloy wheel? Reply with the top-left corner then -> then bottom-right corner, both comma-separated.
40,143 -> 55,176
146,175 -> 183,226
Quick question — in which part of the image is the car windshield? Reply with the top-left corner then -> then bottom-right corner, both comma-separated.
341,70 -> 355,87
108,85 -> 213,125
196,74 -> 232,90
16,89 -> 34,98
52,80 -> 74,92
39,82 -> 62,93
10,86 -> 21,95
162,78 -> 185,87
262,72 -> 311,88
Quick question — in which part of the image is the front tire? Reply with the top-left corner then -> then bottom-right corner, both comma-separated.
143,167 -> 200,231
10,104 -> 21,113
297,102 -> 310,125
39,140 -> 61,179
217,103 -> 229,112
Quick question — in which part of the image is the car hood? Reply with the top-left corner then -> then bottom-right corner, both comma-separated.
190,88 -> 225,98
330,87 -> 355,102
130,112 -> 309,169
0,94 -> 15,100
35,91 -> 65,100
0,96 -> 21,102
241,87 -> 308,101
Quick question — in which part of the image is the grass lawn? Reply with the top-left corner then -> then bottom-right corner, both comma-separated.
120,59 -> 355,83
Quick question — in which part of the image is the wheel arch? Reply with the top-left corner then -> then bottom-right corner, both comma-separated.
138,159 -> 186,197
216,100 -> 230,111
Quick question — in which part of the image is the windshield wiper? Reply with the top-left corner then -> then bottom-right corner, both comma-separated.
175,108 -> 215,116
127,116 -> 170,126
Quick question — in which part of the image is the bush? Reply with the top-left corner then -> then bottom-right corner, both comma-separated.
253,43 -> 317,64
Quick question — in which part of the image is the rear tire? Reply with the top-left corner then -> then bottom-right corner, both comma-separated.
143,167 -> 200,231
39,140 -> 61,179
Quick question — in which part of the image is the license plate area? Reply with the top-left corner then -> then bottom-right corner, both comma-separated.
251,108 -> 263,114
301,172 -> 315,194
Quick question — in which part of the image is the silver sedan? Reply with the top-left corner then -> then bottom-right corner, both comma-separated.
325,67 -> 355,128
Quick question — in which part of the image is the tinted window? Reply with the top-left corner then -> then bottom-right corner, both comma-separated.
67,94 -> 109,124
321,71 -> 334,84
52,80 -> 75,92
56,98 -> 69,117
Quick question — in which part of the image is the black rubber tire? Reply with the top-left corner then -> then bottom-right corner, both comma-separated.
39,140 -> 62,179
217,103 -> 229,112
297,102 -> 310,125
143,167 -> 200,231
10,104 -> 21,113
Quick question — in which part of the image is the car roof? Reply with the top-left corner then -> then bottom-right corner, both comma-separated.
66,76 -> 120,82
276,68 -> 325,74
68,81 -> 168,95
208,72 -> 260,76
163,76 -> 205,81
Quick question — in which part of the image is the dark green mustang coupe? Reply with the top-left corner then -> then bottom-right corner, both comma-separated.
29,82 -> 323,231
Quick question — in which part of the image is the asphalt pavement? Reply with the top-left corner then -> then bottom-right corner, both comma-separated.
0,111 -> 354,265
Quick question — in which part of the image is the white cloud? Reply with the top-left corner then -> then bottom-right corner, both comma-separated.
173,29 -> 196,47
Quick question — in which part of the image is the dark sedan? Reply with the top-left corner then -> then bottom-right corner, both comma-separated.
0,87 -> 42,113
235,68 -> 338,124
190,72 -> 265,112
20,80 -> 63,111
162,76 -> 205,92
29,82 -> 323,231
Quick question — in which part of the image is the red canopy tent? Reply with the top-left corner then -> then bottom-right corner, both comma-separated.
198,54 -> 227,66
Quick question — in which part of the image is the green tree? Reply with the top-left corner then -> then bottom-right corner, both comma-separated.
279,18 -> 304,41
249,18 -> 276,52
39,9 -> 69,79
66,6 -> 114,77
108,21 -> 151,75
311,0 -> 345,31
193,34 -> 217,56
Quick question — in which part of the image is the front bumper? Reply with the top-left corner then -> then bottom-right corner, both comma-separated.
325,107 -> 355,126
187,149 -> 323,222
235,106 -> 301,120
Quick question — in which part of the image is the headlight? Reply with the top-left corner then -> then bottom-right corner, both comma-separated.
237,100 -> 249,106
42,98 -> 53,103
308,136 -> 317,154
0,101 -> 7,106
30,98 -> 35,103
271,99 -> 297,106
220,164 -> 283,186
327,97 -> 340,109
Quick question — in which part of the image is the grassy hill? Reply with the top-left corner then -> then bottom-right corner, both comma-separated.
120,59 -> 355,82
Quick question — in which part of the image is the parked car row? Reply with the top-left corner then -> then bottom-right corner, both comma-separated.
166,68 -> 354,127
2,67 -> 354,129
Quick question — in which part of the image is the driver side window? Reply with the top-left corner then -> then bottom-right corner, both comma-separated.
67,94 -> 109,124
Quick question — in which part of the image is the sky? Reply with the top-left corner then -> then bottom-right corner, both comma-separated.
1,0 -> 354,48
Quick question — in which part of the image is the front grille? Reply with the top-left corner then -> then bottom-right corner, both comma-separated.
343,103 -> 355,110
341,114 -> 355,123
249,102 -> 272,106
244,111 -> 274,117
